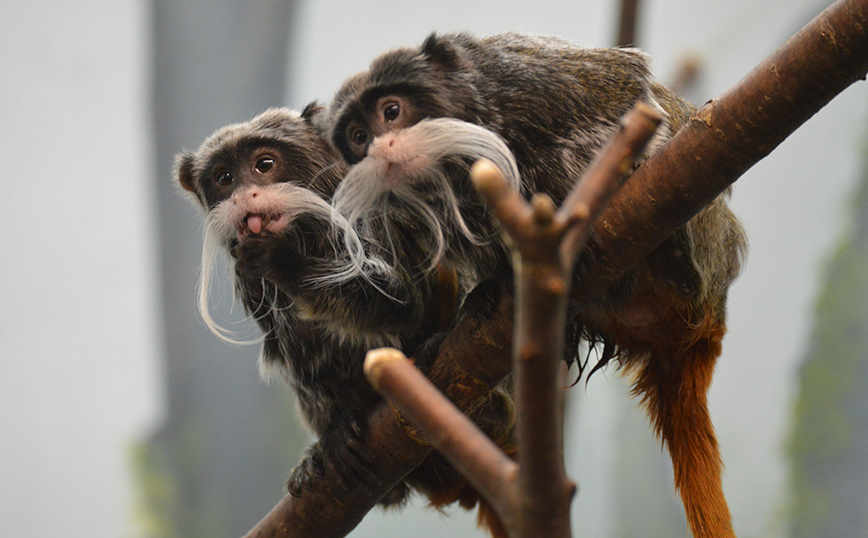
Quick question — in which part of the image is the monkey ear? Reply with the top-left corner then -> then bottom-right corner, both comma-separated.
420,33 -> 463,70
175,152 -> 197,193
302,101 -> 332,139
301,100 -> 324,120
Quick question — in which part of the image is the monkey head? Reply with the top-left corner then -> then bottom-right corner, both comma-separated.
175,105 -> 349,341
177,105 -> 341,247
328,117 -> 521,282
325,33 -> 491,167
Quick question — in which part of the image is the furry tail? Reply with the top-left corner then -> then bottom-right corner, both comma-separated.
626,315 -> 735,538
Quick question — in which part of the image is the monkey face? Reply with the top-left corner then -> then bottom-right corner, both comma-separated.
327,34 -> 493,169
176,107 -> 339,209
197,146 -> 283,208
342,95 -> 424,164
175,107 -> 343,247
179,143 -> 317,244
175,108 -> 348,343
330,118 -> 521,276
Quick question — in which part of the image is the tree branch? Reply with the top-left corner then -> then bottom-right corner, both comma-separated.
243,0 -> 868,535
616,0 -> 641,47
577,0 -> 868,302
364,348 -> 519,520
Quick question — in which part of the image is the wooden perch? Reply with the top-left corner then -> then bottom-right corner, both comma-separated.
578,0 -> 868,302
243,0 -> 868,536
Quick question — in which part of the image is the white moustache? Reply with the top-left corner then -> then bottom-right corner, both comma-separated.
332,118 -> 520,277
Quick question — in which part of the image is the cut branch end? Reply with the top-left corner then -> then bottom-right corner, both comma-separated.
625,101 -> 665,132
364,348 -> 410,390
470,158 -> 508,195
531,194 -> 557,226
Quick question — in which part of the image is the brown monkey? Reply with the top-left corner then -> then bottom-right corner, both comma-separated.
174,106 -> 516,533
321,32 -> 747,538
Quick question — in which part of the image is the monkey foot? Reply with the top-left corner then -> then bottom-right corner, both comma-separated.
287,409 -> 385,500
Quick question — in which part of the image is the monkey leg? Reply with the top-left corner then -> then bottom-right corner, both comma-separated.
626,317 -> 735,538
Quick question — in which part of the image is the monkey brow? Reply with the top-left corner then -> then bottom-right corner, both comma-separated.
359,82 -> 425,106
204,137 -> 292,167
234,137 -> 290,153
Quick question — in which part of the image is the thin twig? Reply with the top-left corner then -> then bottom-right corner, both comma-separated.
616,0 -> 641,47
365,348 -> 518,521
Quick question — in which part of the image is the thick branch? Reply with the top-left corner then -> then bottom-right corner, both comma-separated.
243,1 -> 868,535
577,0 -> 868,302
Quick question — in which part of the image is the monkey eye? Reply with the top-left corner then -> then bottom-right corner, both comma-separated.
255,156 -> 275,173
216,171 -> 234,187
351,128 -> 368,147
383,103 -> 400,122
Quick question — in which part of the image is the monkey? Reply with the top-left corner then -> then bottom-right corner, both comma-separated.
320,32 -> 748,538
174,105 -> 518,534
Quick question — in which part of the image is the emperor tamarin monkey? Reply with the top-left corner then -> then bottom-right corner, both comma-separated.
322,32 -> 747,538
174,106 -> 518,532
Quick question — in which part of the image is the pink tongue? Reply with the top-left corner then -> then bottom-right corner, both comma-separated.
247,215 -> 263,234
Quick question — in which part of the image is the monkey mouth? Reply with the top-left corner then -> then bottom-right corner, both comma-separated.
236,213 -> 289,242
382,156 -> 432,187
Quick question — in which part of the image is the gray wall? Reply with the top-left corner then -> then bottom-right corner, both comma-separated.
0,1 -> 159,537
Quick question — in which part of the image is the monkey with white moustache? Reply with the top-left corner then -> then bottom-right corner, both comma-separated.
321,32 -> 747,538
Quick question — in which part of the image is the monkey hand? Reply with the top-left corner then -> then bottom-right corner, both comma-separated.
287,408 -> 385,500
231,232 -> 305,293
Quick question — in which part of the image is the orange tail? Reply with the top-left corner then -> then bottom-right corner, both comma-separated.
629,320 -> 735,538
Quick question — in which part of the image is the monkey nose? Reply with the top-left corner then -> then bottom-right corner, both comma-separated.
373,132 -> 396,147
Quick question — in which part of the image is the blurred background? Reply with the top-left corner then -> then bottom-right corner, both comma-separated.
1,0 -> 867,537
